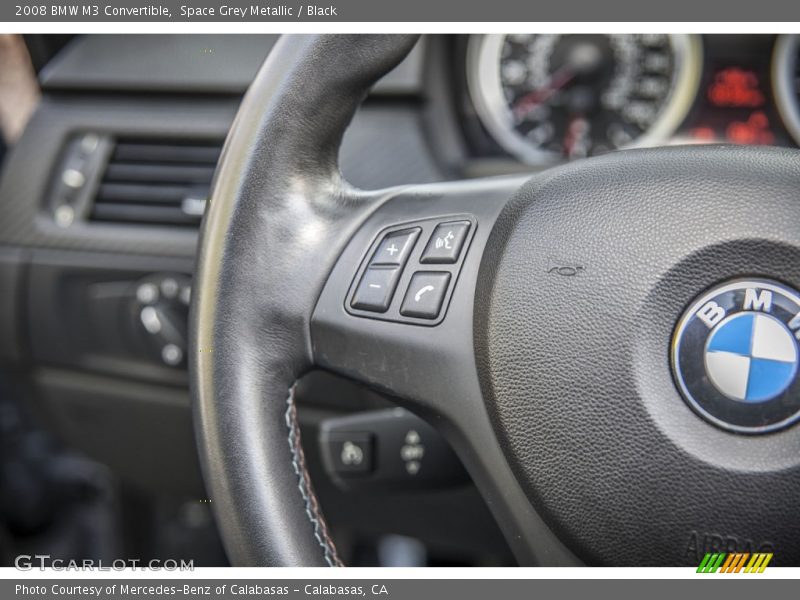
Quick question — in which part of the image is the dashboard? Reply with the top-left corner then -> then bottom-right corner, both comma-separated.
2,33 -> 800,566
460,34 -> 800,168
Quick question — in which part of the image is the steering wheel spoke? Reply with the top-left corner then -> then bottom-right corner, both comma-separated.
313,178 -> 515,402
311,178 -> 579,565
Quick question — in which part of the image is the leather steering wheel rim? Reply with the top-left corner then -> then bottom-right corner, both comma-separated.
191,35 -> 418,566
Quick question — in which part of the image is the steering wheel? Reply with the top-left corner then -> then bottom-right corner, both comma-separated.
191,35 -> 800,566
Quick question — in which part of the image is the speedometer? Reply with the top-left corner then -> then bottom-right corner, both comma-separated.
467,34 -> 702,164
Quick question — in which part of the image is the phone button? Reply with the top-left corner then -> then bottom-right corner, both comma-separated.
400,272 -> 451,319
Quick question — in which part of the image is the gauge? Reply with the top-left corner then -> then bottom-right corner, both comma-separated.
772,35 -> 800,145
467,34 -> 703,164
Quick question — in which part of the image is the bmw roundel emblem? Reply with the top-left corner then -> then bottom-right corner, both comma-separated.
672,279 -> 800,433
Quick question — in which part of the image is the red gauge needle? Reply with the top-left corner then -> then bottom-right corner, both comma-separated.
563,114 -> 586,158
512,67 -> 575,121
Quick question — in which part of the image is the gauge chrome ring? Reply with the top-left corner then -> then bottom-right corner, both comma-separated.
772,35 -> 800,146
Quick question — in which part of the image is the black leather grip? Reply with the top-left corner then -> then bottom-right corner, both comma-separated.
191,35 -> 418,566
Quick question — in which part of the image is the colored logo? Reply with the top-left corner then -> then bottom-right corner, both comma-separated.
697,552 -> 773,573
705,312 -> 798,402
672,279 -> 800,433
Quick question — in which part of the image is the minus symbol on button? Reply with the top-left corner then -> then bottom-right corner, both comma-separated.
369,284 -> 382,289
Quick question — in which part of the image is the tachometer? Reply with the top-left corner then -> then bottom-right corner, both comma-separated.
467,34 -> 702,164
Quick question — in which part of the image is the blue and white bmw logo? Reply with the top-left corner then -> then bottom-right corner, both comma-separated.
672,279 -> 800,433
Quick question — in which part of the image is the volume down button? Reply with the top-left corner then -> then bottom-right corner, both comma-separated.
351,267 -> 402,313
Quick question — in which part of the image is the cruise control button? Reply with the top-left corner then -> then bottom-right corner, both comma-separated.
400,272 -> 451,319
420,221 -> 470,264
351,267 -> 401,312
371,228 -> 420,266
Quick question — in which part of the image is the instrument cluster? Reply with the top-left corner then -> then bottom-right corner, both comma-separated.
465,34 -> 800,165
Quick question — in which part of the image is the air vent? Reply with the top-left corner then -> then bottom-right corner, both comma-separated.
90,138 -> 222,227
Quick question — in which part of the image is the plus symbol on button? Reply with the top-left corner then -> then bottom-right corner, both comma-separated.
386,243 -> 399,256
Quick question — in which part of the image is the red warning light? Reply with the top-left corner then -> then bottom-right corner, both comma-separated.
726,111 -> 775,145
708,68 -> 765,108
